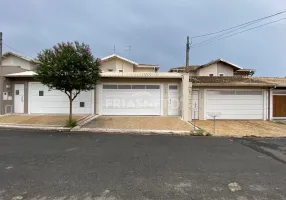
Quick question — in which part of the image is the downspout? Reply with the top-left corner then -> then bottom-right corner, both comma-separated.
268,85 -> 276,121
268,88 -> 271,121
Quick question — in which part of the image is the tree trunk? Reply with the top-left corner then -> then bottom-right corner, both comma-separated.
69,93 -> 73,121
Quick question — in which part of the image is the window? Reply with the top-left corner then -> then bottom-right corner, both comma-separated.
169,85 -> 178,90
219,73 -> 224,77
39,91 -> 44,96
80,102 -> 85,107
108,69 -> 113,72
118,85 -> 131,89
219,91 -> 235,95
103,85 -> 117,89
15,90 -> 19,95
118,69 -> 124,72
146,85 -> 160,89
132,85 -> 145,89
209,74 -> 214,77
236,91 -> 262,95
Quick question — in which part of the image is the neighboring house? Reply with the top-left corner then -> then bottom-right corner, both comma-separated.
101,54 -> 159,73
0,53 -> 191,122
0,52 -> 38,114
169,59 -> 256,77
168,59 -> 286,121
190,76 -> 286,121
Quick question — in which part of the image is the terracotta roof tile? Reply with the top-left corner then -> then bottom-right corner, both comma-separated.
190,76 -> 286,87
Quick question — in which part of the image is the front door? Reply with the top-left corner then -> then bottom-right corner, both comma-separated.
14,84 -> 24,113
273,95 -> 286,117
168,85 -> 179,115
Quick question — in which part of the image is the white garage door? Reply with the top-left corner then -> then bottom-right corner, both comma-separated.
206,90 -> 264,119
102,84 -> 162,115
29,83 -> 93,114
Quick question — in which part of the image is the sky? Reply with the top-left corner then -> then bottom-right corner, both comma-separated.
1,0 -> 286,76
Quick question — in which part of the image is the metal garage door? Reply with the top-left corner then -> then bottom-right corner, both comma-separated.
29,83 -> 93,114
206,90 -> 264,119
102,84 -> 162,115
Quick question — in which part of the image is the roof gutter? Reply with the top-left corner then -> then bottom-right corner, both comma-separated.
101,76 -> 182,79
192,83 -> 277,87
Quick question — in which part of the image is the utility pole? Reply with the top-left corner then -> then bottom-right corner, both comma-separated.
186,36 -> 190,67
0,32 -> 2,67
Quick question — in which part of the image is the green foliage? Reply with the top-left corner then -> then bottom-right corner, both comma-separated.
206,132 -> 212,136
66,119 -> 77,128
36,41 -> 101,94
36,41 -> 101,120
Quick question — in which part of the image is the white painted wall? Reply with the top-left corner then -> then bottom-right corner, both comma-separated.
197,63 -> 218,76
2,55 -> 37,70
134,67 -> 155,72
217,62 -> 234,76
101,58 -> 134,72
101,59 -> 116,72
116,59 -> 134,72
197,62 -> 235,76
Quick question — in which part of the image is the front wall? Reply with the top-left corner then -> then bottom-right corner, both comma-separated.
193,87 -> 268,120
0,66 -> 32,114
3,78 -> 97,115
97,78 -> 181,116
1,77 -> 32,114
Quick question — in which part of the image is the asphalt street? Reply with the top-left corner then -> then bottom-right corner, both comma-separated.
0,130 -> 286,200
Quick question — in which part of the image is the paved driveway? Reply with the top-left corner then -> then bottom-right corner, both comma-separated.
195,120 -> 286,137
0,130 -> 286,199
0,114 -> 86,126
83,116 -> 193,131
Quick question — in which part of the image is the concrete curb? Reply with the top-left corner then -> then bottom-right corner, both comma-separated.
0,123 -> 63,127
0,124 -> 70,131
71,127 -> 192,136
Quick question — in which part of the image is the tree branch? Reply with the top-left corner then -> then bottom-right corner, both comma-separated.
64,90 -> 70,98
72,90 -> 81,101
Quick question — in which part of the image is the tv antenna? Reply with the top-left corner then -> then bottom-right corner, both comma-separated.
124,45 -> 131,57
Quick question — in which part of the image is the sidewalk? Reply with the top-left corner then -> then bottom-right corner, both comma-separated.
0,114 -> 89,132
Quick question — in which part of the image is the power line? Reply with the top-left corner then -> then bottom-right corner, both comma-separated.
191,10 -> 286,39
190,17 -> 286,48
3,43 -> 26,55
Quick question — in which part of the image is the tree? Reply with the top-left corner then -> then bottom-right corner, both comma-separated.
36,41 -> 101,122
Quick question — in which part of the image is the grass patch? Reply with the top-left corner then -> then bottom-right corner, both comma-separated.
190,129 -> 205,136
66,119 -> 77,128
274,121 -> 286,125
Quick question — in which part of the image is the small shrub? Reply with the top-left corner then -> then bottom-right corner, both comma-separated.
206,132 -> 212,136
66,119 -> 77,128
191,129 -> 204,136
